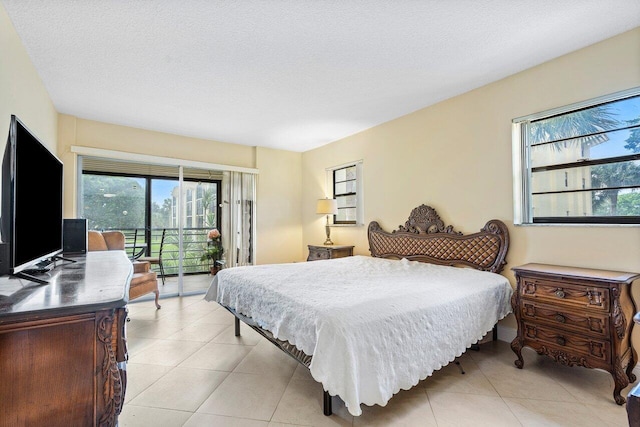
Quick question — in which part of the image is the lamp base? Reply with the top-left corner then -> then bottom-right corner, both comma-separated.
324,224 -> 334,245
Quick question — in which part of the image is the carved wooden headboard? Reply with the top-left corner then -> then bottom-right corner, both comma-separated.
368,205 -> 509,273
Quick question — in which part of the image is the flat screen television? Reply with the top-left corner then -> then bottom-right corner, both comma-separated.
1,115 -> 64,282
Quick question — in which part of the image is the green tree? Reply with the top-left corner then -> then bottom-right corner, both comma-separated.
529,107 -> 618,148
616,192 -> 640,216
592,162 -> 640,215
151,198 -> 172,228
200,185 -> 218,228
82,175 -> 145,230
623,118 -> 640,152
590,115 -> 640,216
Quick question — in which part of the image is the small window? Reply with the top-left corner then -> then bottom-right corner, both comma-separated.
513,87 -> 640,225
327,161 -> 363,226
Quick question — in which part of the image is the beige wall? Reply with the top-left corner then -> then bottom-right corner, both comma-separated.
58,115 -> 303,264
0,3 -> 57,158
255,147 -> 303,264
301,28 -> 640,333
57,115 -> 256,215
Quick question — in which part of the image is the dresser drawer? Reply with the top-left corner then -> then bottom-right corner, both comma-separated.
523,322 -> 611,364
520,278 -> 609,312
521,302 -> 609,337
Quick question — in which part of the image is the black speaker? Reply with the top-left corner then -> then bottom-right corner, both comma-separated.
63,218 -> 87,255
0,242 -> 9,275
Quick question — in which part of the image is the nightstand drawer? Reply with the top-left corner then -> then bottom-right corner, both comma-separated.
307,245 -> 354,262
523,322 -> 611,363
520,278 -> 609,312
308,249 -> 330,260
520,302 -> 609,337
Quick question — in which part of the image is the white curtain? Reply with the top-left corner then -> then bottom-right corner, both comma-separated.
221,171 -> 256,267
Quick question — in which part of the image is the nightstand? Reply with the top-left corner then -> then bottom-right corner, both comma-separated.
307,245 -> 354,261
510,263 -> 640,405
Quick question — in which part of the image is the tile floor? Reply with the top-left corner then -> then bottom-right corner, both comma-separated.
120,295 -> 637,426
155,274 -> 213,297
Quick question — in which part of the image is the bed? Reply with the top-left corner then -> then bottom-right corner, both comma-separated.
204,204 -> 512,416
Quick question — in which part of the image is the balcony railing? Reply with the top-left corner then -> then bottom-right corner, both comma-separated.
102,227 -> 217,276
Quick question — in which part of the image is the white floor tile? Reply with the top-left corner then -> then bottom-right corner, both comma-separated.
197,372 -> 290,421
178,342 -> 252,371
128,367 -> 228,411
118,405 -> 193,427
121,294 -> 636,427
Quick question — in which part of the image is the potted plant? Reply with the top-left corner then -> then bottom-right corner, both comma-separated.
200,228 -> 224,275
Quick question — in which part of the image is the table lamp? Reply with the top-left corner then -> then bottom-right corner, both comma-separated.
316,198 -> 338,245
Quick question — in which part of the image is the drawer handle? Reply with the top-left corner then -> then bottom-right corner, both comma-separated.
556,336 -> 566,346
587,291 -> 602,305
555,314 -> 566,323
555,289 -> 565,299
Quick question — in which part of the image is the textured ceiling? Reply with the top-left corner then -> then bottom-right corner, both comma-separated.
3,1 -> 640,152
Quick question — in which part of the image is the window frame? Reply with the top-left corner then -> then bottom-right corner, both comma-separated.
326,160 -> 364,226
513,86 -> 640,226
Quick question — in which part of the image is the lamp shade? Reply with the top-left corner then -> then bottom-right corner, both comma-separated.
316,198 -> 338,215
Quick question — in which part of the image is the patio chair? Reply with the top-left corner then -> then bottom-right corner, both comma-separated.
138,228 -> 166,286
124,228 -> 146,260
87,230 -> 161,309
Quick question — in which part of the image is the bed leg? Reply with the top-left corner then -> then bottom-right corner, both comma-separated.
323,390 -> 332,416
471,325 -> 498,352
235,317 -> 241,336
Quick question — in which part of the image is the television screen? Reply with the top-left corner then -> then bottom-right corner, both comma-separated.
2,115 -> 63,274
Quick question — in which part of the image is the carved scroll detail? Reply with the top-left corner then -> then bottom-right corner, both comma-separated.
538,346 -> 591,368
395,204 -> 461,235
97,311 -> 122,427
611,287 -> 626,340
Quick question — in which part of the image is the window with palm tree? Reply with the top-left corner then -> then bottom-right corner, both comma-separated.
514,88 -> 640,224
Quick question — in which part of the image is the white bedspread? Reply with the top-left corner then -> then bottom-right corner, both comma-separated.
204,255 -> 512,416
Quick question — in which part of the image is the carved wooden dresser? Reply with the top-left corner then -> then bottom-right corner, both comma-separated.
0,251 -> 132,426
510,263 -> 639,405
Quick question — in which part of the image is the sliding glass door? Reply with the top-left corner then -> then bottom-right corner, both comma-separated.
149,178 -> 221,294
79,157 -> 222,298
